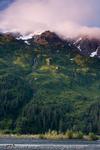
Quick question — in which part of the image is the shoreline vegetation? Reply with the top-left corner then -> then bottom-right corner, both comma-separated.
0,130 -> 99,141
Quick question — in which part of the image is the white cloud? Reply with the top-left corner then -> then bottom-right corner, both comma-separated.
0,0 -> 100,38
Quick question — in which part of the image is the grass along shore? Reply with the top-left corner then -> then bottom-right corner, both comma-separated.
0,130 -> 99,141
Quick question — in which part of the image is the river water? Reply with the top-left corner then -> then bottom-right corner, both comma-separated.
0,137 -> 100,150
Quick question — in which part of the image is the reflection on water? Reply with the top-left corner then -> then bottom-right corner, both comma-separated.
0,138 -> 100,150
0,144 -> 100,150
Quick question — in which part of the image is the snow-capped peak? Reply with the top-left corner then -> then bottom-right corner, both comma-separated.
16,33 -> 34,40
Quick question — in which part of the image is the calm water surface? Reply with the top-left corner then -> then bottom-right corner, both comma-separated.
0,137 -> 100,150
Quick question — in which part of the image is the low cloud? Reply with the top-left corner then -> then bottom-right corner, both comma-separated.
0,0 -> 100,38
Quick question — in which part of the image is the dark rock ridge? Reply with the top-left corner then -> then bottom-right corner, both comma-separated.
25,31 -> 100,58
73,36 -> 100,58
1,31 -> 100,58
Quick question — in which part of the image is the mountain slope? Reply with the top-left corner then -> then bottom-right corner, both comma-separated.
0,31 -> 100,134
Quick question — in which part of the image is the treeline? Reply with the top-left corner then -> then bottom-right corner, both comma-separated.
15,100 -> 100,134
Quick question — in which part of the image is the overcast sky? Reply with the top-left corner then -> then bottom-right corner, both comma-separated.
0,0 -> 100,38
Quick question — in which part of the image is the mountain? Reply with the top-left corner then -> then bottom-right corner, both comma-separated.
0,31 -> 100,134
25,31 -> 100,58
73,36 -> 100,58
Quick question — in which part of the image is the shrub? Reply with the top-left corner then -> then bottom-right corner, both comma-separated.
38,134 -> 45,139
66,130 -> 73,139
75,131 -> 84,139
2,129 -> 12,134
88,133 -> 98,141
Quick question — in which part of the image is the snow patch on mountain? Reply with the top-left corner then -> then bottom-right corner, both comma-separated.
77,45 -> 82,51
24,40 -> 30,45
16,33 -> 34,40
90,47 -> 99,57
73,37 -> 82,45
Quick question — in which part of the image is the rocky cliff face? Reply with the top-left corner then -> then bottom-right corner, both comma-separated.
29,31 -> 100,58
73,36 -> 100,58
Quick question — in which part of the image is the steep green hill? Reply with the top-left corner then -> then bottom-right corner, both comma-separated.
0,32 -> 100,134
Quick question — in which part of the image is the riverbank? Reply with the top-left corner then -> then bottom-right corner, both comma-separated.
0,131 -> 99,141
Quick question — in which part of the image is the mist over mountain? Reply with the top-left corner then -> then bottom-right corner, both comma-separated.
0,0 -> 100,39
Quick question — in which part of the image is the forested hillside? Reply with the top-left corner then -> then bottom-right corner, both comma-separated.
0,31 -> 100,134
